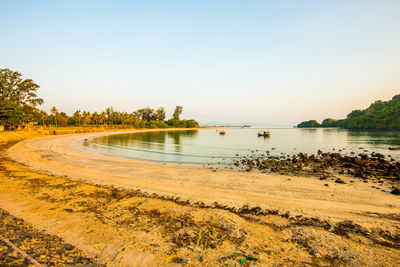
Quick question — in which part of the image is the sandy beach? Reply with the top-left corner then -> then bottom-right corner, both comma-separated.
8,130 -> 400,223
1,129 -> 399,266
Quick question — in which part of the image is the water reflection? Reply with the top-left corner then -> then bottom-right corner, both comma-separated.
346,130 -> 400,146
299,128 -> 318,133
257,135 -> 271,142
95,130 -> 199,152
167,130 -> 198,145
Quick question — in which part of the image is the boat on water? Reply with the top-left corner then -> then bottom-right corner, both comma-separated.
258,130 -> 270,137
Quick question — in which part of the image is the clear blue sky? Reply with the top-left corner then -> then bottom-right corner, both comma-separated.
1,0 -> 399,125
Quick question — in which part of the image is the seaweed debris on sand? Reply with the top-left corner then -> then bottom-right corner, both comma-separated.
0,209 -> 98,266
0,154 -> 399,266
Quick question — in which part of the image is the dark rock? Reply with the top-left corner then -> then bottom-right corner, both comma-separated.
335,178 -> 346,184
232,149 -> 399,187
390,188 -> 400,195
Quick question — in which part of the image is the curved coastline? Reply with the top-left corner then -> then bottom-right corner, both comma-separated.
6,129 -> 400,225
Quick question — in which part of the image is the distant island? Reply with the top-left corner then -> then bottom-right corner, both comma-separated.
297,94 -> 400,130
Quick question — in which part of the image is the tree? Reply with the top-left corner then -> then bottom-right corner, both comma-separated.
39,110 -> 48,126
172,106 -> 183,120
105,107 -> 114,124
0,69 -> 43,106
21,104 -> 38,125
155,107 -> 166,121
119,112 -> 129,125
184,119 -> 199,128
0,69 -> 44,128
72,110 -> 82,126
99,112 -> 106,125
342,94 -> 400,129
91,112 -> 100,125
0,98 -> 24,128
136,107 -> 155,121
321,118 -> 337,127
296,94 -> 400,130
50,106 -> 58,127
81,111 -> 91,126
57,112 -> 69,127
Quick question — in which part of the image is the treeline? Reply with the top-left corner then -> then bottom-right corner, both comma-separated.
297,94 -> 400,130
297,118 -> 339,128
43,106 -> 198,128
0,68 -> 198,129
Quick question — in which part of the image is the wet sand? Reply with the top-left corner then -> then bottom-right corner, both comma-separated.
1,129 -> 399,266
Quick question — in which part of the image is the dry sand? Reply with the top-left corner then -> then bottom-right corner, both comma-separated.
1,129 -> 399,266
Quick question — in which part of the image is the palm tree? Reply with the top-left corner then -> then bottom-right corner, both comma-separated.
105,107 -> 113,125
99,112 -> 106,125
50,106 -> 58,127
72,110 -> 82,126
82,111 -> 91,126
91,112 -> 100,125
39,110 -> 48,127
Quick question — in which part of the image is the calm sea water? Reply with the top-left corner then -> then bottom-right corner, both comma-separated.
83,128 -> 400,166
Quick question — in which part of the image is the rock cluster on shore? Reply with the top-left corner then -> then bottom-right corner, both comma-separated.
232,150 -> 400,194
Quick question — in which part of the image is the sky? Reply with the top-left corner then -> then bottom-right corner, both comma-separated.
1,0 -> 399,126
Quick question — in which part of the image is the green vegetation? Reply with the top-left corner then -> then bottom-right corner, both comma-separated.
0,69 -> 43,129
321,118 -> 338,127
297,120 -> 320,128
0,69 -> 198,130
297,94 -> 400,130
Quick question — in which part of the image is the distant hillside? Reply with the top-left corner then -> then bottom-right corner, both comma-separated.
297,94 -> 400,130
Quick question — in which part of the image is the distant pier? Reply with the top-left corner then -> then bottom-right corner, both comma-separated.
199,125 -> 256,128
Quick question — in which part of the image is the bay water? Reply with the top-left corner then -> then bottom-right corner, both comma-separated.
83,128 -> 400,166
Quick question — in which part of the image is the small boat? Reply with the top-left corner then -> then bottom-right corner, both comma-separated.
219,130 -> 226,135
258,130 -> 270,137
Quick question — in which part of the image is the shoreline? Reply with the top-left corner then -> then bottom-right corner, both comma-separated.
7,129 -> 400,222
1,129 -> 399,265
